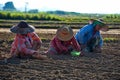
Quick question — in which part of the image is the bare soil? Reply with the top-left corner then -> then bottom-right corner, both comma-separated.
0,28 -> 120,34
0,29 -> 120,80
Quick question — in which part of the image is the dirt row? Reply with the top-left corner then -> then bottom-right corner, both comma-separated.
0,28 -> 120,34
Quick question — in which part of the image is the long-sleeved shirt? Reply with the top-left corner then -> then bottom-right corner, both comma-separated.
75,24 -> 103,47
10,32 -> 42,55
49,36 -> 81,53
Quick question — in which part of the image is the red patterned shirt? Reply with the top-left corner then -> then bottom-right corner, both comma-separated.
10,32 -> 42,55
50,36 -> 81,53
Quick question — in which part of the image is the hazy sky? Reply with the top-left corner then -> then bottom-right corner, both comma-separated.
0,0 -> 120,14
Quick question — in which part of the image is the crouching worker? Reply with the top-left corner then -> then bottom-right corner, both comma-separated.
75,19 -> 109,53
46,26 -> 81,55
9,21 -> 47,60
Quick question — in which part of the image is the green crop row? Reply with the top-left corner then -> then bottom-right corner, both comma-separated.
0,11 -> 64,21
0,11 -> 98,22
103,38 -> 120,43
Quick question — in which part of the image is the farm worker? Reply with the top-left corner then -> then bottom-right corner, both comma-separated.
9,21 -> 47,60
46,26 -> 82,55
75,19 -> 109,53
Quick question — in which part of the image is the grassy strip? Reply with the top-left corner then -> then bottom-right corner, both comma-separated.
103,38 -> 119,43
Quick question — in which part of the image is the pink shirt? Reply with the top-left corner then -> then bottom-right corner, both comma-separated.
10,32 -> 42,55
50,36 -> 81,53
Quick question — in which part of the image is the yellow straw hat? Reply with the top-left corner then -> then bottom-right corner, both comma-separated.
56,26 -> 74,41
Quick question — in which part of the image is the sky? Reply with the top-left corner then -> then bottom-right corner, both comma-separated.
0,0 -> 120,14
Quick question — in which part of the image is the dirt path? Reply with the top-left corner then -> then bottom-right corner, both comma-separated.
0,28 -> 120,34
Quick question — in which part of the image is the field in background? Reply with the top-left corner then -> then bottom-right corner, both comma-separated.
0,19 -> 120,29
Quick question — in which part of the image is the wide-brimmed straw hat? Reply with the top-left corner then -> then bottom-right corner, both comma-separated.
92,19 -> 109,31
10,21 -> 35,34
56,26 -> 74,41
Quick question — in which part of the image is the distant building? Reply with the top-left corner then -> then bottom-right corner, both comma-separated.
3,1 -> 16,11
